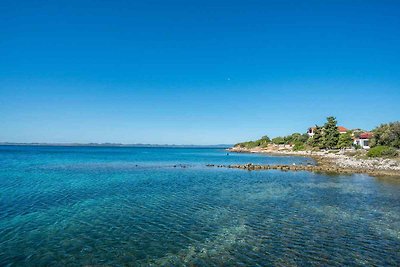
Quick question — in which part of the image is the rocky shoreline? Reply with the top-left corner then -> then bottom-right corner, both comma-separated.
226,146 -> 400,177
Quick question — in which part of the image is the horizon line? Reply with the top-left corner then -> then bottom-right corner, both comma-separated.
0,142 -> 233,147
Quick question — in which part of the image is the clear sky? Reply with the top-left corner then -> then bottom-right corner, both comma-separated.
1,0 -> 399,145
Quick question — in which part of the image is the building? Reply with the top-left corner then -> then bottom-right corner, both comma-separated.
307,127 -> 316,137
353,132 -> 373,149
337,126 -> 348,134
307,126 -> 348,137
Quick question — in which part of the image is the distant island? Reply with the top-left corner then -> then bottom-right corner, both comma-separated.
0,143 -> 232,148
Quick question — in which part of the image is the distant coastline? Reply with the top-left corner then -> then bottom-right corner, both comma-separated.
0,142 -> 232,148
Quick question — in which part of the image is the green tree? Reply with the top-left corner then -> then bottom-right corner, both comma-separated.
323,116 -> 340,149
234,135 -> 272,149
310,125 -> 323,148
371,121 -> 400,148
259,135 -> 271,147
283,135 -> 294,144
299,133 -> 310,143
288,133 -> 309,147
288,133 -> 301,144
272,136 -> 285,145
261,135 -> 271,142
337,132 -> 353,149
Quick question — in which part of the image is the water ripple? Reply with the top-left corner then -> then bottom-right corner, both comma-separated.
0,147 -> 399,266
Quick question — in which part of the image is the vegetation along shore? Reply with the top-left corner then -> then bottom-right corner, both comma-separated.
227,117 -> 400,177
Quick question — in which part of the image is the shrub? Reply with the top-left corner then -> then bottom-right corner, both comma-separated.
272,137 -> 285,145
371,121 -> 400,148
260,135 -> 271,143
353,144 -> 362,150
337,132 -> 353,149
258,136 -> 270,147
367,146 -> 398,158
240,141 -> 258,149
293,142 -> 305,151
234,136 -> 271,149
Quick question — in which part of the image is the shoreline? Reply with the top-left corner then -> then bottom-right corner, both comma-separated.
227,146 -> 400,178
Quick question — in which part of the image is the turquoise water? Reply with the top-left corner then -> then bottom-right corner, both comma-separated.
0,146 -> 399,266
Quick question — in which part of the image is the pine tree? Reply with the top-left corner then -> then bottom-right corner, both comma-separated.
311,125 -> 323,148
323,116 -> 340,149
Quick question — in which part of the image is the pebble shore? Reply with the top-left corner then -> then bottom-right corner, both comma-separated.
225,146 -> 400,177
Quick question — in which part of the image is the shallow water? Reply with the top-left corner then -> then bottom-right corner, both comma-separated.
0,146 -> 399,266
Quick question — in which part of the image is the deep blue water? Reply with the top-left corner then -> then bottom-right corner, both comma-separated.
0,146 -> 399,266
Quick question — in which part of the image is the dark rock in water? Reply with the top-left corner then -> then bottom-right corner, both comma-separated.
203,156 -> 399,177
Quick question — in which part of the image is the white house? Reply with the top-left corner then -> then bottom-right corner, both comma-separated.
353,132 -> 373,149
307,127 -> 316,137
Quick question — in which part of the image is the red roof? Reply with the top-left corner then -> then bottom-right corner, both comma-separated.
359,132 -> 373,139
337,126 -> 348,132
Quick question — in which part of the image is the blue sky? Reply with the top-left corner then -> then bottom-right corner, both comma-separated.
1,0 -> 399,144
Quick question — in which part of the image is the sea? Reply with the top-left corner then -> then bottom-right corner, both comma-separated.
0,145 -> 399,266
